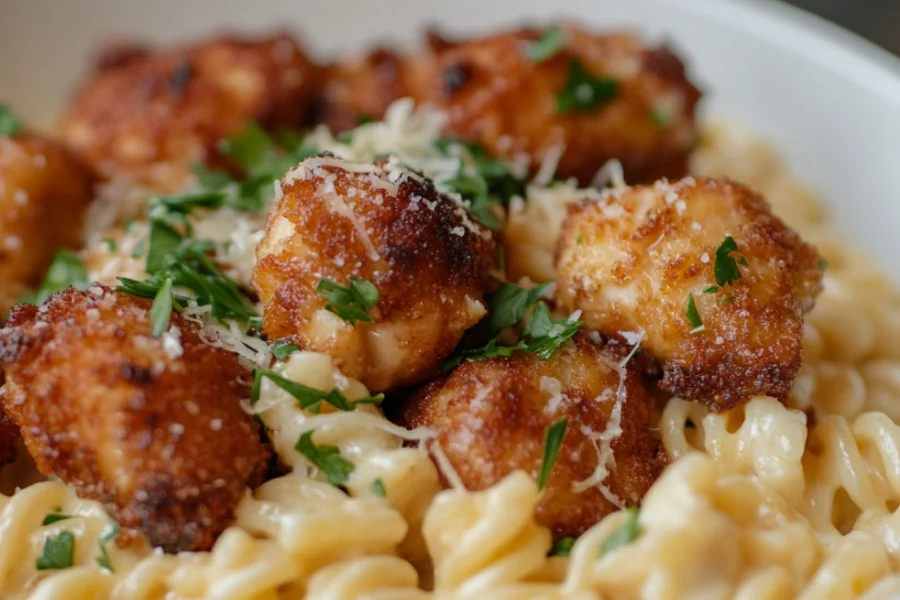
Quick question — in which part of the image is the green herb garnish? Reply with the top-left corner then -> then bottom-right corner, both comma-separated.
41,513 -> 73,526
149,277 -> 174,337
271,339 -> 300,360
714,235 -> 745,287
96,523 -> 119,572
599,507 -> 639,556
484,282 -> 552,336
538,417 -> 568,491
295,430 -> 355,486
371,478 -> 387,497
650,109 -> 669,127
0,104 -> 21,137
557,59 -> 618,115
436,138 -> 526,230
317,277 -> 379,325
549,536 -> 576,557
21,251 -> 90,305
818,258 -> 829,272
685,292 -> 704,333
35,531 -> 75,570
525,25 -> 565,63
251,369 -> 383,413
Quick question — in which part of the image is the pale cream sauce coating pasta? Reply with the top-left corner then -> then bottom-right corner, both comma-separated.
3,103 -> 900,599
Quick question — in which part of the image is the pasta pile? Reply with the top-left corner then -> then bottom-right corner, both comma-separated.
1,116 -> 899,599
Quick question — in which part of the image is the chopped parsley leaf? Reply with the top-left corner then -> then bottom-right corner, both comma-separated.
251,369 -> 383,413
35,531 -> 75,570
145,220 -> 183,274
41,513 -> 73,526
104,238 -> 118,252
599,507 -> 640,556
270,339 -> 300,360
436,138 -> 526,230
357,113 -> 376,126
0,104 -> 21,137
557,59 -> 618,115
714,235 -> 745,287
371,478 -> 387,497
685,292 -> 704,333
317,277 -> 379,325
295,430 -> 355,486
484,282 -> 551,336
525,25 -> 565,63
21,251 -> 90,305
702,285 -> 719,294
538,417 -> 568,491
576,234 -> 584,245
650,109 -> 669,127
149,278 -> 174,337
549,536 -> 576,557
443,300 -> 582,369
719,295 -> 735,305
96,523 -> 119,572
818,258 -> 829,272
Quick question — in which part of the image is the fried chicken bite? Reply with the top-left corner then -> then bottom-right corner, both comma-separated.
252,155 -> 496,392
401,334 -> 665,540
59,32 -> 320,193
0,131 -> 94,313
556,177 -> 824,410
0,287 -> 270,552
313,47 -> 412,134
404,25 -> 700,185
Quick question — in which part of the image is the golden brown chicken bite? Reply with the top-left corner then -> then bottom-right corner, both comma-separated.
401,334 -> 665,540
0,286 -> 270,552
0,131 -> 94,313
59,32 -> 320,193
313,47 -> 412,134
556,177 -> 823,410
252,155 -> 496,392
403,25 -> 700,185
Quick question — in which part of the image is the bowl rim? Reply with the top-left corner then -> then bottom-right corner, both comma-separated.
667,0 -> 900,105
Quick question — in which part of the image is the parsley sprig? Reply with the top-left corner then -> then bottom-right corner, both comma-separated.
270,339 -> 300,360
538,417 -> 568,490
0,104 -> 21,137
96,523 -> 120,572
251,369 -> 383,413
35,531 -> 75,570
557,59 -> 618,115
444,282 -> 582,369
317,277 -> 380,325
295,430 -> 355,486
549,536 -> 576,557
599,507 -> 640,556
21,251 -> 90,305
525,26 -> 565,63
436,138 -> 526,230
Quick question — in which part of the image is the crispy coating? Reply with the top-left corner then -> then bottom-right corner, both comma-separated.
401,335 -> 665,540
313,47 -> 412,134
0,133 -> 94,313
252,155 -> 496,392
59,32 -> 320,192
403,25 -> 700,184
0,287 -> 270,552
556,177 -> 824,410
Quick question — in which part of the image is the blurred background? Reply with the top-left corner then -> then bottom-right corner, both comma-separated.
784,0 -> 900,55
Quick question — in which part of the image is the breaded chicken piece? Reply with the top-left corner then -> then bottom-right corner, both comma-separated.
556,177 -> 823,410
252,155 -> 496,392
0,286 -> 270,552
401,334 -> 665,540
59,32 -> 320,193
403,25 -> 700,185
313,47 -> 412,134
0,132 -> 94,313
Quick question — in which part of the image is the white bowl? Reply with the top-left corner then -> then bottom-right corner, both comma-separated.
1,0 -> 899,279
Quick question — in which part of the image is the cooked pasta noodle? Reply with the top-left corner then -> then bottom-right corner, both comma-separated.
2,103 -> 900,600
